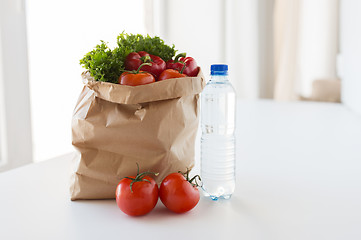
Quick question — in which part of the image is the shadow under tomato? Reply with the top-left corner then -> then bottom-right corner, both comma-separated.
68,198 -> 198,224
129,201 -> 198,222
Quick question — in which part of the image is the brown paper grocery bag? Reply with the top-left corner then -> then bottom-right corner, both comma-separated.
70,70 -> 206,200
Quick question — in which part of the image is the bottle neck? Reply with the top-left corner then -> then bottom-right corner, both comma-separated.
210,74 -> 228,82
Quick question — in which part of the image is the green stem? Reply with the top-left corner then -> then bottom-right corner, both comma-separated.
136,62 -> 152,74
135,171 -> 159,180
142,179 -> 151,184
179,169 -> 202,187
189,175 -> 202,187
124,165 -> 159,193
174,52 -> 186,62
179,61 -> 186,74
141,55 -> 153,63
124,177 -> 136,181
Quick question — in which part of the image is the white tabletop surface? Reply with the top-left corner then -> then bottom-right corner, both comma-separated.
1,100 -> 361,240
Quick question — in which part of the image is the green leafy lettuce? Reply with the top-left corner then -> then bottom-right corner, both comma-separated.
80,33 -> 177,83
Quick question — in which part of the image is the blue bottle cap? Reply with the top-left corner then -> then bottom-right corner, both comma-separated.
211,64 -> 228,75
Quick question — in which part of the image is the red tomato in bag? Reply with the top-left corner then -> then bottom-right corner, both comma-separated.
159,172 -> 200,213
158,69 -> 187,81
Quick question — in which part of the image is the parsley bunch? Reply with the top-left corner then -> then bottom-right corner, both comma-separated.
80,33 -> 177,83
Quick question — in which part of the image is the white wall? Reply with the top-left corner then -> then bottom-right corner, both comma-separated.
258,0 -> 275,98
0,0 -> 33,171
226,0 -> 260,99
26,0 -> 146,161
339,0 -> 361,115
158,0 -> 273,99
164,0 -> 225,80
297,0 -> 339,98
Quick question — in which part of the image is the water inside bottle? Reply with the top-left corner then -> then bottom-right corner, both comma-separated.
201,74 -> 236,200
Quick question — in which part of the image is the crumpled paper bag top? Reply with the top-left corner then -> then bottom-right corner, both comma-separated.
82,70 -> 205,105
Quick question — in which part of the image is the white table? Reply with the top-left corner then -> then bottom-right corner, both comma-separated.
1,100 -> 361,240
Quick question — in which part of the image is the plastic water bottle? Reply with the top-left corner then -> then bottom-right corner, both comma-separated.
201,64 -> 236,200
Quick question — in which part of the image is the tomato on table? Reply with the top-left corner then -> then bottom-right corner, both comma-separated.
115,166 -> 159,216
159,170 -> 201,213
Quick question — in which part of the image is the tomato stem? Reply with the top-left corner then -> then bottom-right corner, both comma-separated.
124,177 -> 136,181
178,169 -> 202,188
122,63 -> 152,75
179,61 -> 186,74
135,62 -> 152,74
125,164 -> 159,193
189,175 -> 202,188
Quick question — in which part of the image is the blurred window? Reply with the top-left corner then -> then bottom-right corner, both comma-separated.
0,0 -> 33,172
26,0 -> 146,162
0,59 -> 3,167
